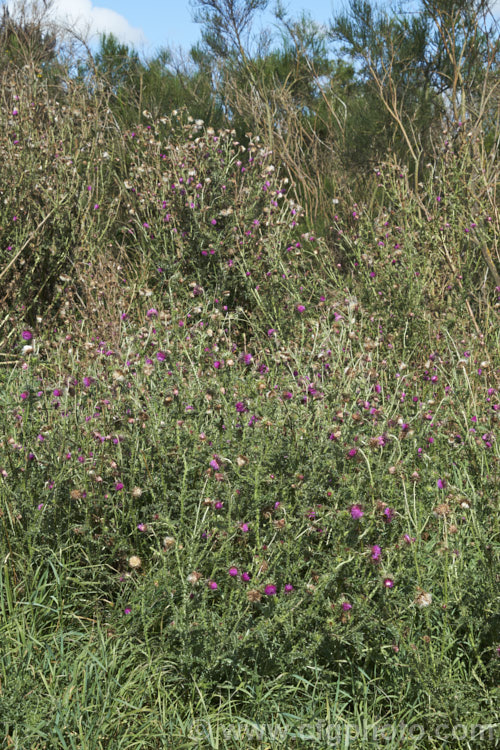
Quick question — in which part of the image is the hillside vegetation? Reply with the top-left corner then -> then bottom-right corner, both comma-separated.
0,1 -> 499,748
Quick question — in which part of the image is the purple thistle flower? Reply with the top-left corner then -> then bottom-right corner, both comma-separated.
228,567 -> 238,577
284,584 -> 294,593
350,504 -> 364,520
235,401 -> 247,413
437,478 -> 445,490
22,330 -> 32,341
383,578 -> 394,588
383,507 -> 394,522
341,601 -> 352,611
264,584 -> 277,596
371,545 -> 382,562
241,572 -> 251,582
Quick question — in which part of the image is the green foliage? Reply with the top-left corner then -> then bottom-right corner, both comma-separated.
0,1 -> 58,71
329,0 -> 499,174
1,280 -> 499,743
0,4 -> 499,746
88,33 -> 224,130
191,0 -> 270,60
94,32 -> 142,94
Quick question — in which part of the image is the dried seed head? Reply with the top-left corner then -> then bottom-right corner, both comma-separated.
247,589 -> 262,603
415,590 -> 432,608
129,555 -> 142,569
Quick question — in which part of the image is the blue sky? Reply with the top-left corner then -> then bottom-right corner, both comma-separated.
87,0 -> 337,54
4,0 -> 338,57
106,0 -> 338,54
5,0 -> 498,59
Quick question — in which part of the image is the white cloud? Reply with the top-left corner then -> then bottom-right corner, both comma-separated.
6,0 -> 147,48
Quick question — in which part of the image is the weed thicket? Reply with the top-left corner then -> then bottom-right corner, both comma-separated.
0,51 -> 499,750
